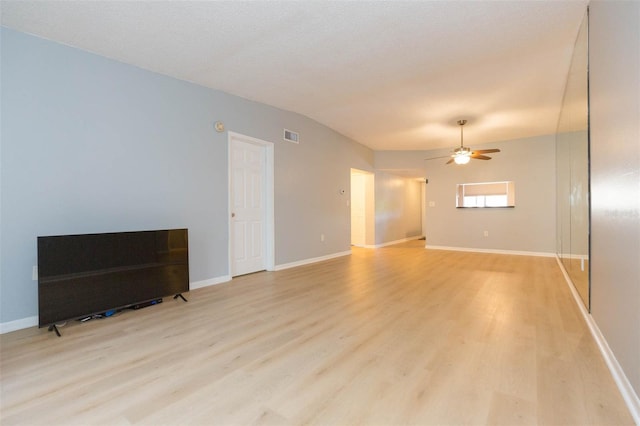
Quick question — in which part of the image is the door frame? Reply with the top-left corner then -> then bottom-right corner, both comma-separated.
350,168 -> 375,247
228,131 -> 275,276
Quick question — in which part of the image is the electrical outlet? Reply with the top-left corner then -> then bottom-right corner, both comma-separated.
483,231 -> 489,237
32,265 -> 38,281
320,234 -> 325,242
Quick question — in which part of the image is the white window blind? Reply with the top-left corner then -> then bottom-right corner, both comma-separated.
456,181 -> 515,208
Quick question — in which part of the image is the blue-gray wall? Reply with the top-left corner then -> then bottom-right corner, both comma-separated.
375,135 -> 557,254
0,28 -> 374,325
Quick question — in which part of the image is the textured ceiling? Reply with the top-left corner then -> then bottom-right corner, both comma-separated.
1,1 -> 588,151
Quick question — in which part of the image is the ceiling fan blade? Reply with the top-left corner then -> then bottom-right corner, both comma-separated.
445,158 -> 454,165
424,155 -> 453,161
472,148 -> 501,154
471,154 -> 492,160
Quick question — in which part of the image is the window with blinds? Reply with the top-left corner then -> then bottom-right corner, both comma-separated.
456,181 -> 515,208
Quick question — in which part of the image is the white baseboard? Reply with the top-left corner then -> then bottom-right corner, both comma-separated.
1,316 -> 38,334
190,275 -> 231,290
368,235 -> 423,249
556,256 -> 640,425
0,276 -> 232,335
275,250 -> 351,271
425,245 -> 555,258
561,253 -> 590,261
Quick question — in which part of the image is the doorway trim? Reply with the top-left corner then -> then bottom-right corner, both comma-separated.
350,168 -> 375,247
228,131 -> 275,276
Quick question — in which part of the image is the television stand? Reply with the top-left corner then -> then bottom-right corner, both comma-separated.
47,294 -> 188,338
48,324 -> 61,337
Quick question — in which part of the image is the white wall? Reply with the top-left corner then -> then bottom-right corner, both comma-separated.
375,135 -> 557,254
350,169 -> 378,247
350,171 -> 366,246
589,0 -> 640,405
364,173 -> 376,247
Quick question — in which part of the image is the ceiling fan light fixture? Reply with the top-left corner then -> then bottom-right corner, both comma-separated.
454,154 -> 471,164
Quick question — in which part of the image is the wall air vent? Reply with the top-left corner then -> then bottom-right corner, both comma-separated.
284,129 -> 299,144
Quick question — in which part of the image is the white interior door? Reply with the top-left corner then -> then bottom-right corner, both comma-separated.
231,139 -> 266,276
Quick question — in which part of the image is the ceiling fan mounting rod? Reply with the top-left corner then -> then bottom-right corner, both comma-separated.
458,119 -> 466,148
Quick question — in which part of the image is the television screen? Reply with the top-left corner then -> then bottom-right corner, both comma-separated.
37,229 -> 189,327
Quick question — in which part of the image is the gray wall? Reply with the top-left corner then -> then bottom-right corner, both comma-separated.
589,0 -> 640,400
0,28 -> 373,324
376,135 -> 557,253
374,171 -> 422,245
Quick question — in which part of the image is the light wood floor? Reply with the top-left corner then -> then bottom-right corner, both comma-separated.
0,241 -> 633,425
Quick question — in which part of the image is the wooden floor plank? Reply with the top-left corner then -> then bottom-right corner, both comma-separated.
0,241 -> 633,425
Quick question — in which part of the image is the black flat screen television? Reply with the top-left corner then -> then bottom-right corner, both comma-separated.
37,229 -> 189,327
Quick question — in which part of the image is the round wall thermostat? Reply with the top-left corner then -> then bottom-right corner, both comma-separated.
214,121 -> 225,132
